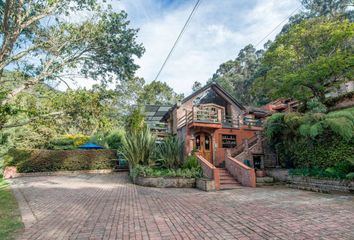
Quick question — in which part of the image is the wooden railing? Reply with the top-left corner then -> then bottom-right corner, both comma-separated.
222,115 -> 240,128
225,156 -> 256,187
196,154 -> 220,190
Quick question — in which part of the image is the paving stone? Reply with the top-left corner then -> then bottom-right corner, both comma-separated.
10,173 -> 354,240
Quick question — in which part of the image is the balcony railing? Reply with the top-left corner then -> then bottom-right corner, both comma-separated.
177,108 -> 263,129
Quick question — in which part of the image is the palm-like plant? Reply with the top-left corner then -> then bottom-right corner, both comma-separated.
119,125 -> 156,167
155,136 -> 184,169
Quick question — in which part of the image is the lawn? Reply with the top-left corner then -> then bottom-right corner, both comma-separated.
0,179 -> 23,240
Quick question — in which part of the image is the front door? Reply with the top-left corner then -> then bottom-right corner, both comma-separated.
195,133 -> 212,163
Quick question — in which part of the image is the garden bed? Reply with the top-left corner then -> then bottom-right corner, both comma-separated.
132,175 -> 196,188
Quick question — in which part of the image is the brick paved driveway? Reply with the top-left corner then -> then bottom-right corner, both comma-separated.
10,173 -> 354,240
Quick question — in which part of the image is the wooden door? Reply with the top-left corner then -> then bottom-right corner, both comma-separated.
195,133 -> 212,163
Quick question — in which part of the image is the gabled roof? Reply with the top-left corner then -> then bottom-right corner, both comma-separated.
182,82 -> 246,110
161,83 -> 245,121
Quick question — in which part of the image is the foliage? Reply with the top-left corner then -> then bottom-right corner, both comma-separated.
119,126 -> 156,167
265,108 -> 354,173
0,179 -> 23,240
182,155 -> 200,170
125,107 -> 145,133
137,81 -> 184,105
0,1 -> 144,107
155,136 -> 184,169
131,165 -> 202,178
208,44 -> 268,105
4,148 -> 116,173
192,81 -> 202,92
255,17 -> 354,104
105,130 -> 125,150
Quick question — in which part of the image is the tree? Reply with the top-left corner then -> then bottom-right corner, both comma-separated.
137,81 -> 184,105
281,0 -> 353,33
254,17 -> 354,104
192,81 -> 202,92
0,0 -> 144,129
208,44 -> 265,105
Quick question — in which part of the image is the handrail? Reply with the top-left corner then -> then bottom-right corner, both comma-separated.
225,156 -> 256,187
196,154 -> 220,190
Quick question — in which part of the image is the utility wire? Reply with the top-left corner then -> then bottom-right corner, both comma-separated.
153,0 -> 201,82
255,5 -> 302,48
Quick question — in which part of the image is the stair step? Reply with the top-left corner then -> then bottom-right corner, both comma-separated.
220,180 -> 239,184
220,184 -> 242,190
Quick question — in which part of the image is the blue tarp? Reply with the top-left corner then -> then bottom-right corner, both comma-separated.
78,143 -> 104,149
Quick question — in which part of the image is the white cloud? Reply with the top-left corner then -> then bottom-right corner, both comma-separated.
73,0 -> 301,95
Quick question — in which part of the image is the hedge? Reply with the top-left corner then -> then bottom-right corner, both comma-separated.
4,149 -> 117,173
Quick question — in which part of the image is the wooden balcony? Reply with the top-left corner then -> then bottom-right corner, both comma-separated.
177,108 -> 263,130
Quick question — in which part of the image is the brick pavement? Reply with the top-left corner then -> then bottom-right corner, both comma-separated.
10,173 -> 354,240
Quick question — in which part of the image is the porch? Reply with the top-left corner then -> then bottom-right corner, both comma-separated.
177,106 -> 263,130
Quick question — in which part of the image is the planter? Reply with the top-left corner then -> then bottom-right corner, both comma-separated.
132,175 -> 196,188
196,178 -> 216,191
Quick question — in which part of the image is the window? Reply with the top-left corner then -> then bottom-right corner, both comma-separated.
205,136 -> 210,150
221,134 -> 236,148
196,135 -> 201,150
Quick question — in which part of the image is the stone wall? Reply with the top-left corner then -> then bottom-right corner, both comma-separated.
287,176 -> 354,193
133,176 -> 196,188
265,169 -> 289,182
196,178 -> 216,191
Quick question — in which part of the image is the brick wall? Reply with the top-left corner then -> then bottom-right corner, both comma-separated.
225,156 -> 256,187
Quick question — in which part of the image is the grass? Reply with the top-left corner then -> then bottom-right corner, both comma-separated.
0,178 -> 23,240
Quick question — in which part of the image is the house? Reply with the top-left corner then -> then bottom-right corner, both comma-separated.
157,83 -> 277,189
162,83 -> 263,165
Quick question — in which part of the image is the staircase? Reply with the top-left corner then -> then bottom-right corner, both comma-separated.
218,168 -> 242,190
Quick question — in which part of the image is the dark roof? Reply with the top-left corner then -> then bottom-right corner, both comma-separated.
143,104 -> 172,123
161,83 -> 245,121
181,83 -> 245,110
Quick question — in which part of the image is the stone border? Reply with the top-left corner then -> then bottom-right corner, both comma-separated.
265,169 -> 354,193
132,175 -> 196,188
4,166 -> 113,179
287,176 -> 354,194
196,178 -> 216,191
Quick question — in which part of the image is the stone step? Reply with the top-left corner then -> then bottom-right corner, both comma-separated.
220,183 -> 242,190
220,179 -> 240,184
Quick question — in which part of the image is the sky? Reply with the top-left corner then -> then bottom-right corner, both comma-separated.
77,0 -> 302,96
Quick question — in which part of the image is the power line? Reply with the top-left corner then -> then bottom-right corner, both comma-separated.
153,0 -> 202,82
255,5 -> 301,48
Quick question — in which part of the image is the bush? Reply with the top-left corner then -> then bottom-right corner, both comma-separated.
182,155 -> 200,169
155,136 -> 184,169
132,165 -> 202,178
119,126 -> 156,166
106,130 -> 124,149
4,148 -> 116,173
48,134 -> 90,150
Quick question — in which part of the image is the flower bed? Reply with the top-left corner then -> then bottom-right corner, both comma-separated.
130,165 -> 201,188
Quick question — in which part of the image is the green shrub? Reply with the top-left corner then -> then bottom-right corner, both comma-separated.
182,155 -> 200,169
4,149 -> 116,173
346,172 -> 354,180
132,165 -> 202,178
155,136 -> 184,169
119,126 -> 156,166
106,130 -> 124,149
